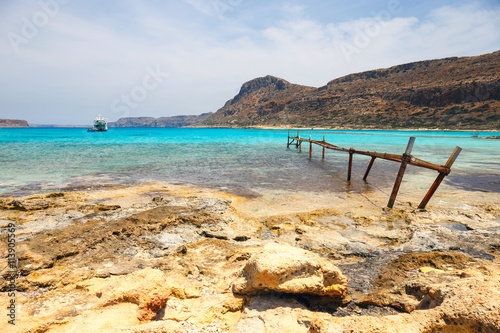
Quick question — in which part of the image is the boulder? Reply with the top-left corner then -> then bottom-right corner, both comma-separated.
232,243 -> 348,298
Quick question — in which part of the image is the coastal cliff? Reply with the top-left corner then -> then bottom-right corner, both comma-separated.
109,113 -> 213,128
201,51 -> 500,129
0,119 -> 29,127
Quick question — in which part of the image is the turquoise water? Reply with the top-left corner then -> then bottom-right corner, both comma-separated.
0,128 -> 499,196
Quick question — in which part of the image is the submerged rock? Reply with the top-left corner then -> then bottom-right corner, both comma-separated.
232,242 -> 348,299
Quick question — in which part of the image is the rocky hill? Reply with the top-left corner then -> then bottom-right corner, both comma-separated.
201,51 -> 500,129
109,113 -> 213,128
0,119 -> 29,127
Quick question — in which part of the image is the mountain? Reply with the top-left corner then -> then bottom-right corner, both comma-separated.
109,113 -> 213,128
0,119 -> 29,127
200,51 -> 500,129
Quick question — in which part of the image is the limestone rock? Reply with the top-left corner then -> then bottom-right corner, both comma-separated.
309,275 -> 500,333
84,268 -> 173,321
232,243 -> 348,298
230,296 -> 314,333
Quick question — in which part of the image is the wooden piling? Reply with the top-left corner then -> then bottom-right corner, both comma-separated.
418,146 -> 462,209
348,149 -> 354,181
387,137 -> 415,208
309,136 -> 312,158
322,136 -> 325,159
285,133 -> 460,209
363,156 -> 377,181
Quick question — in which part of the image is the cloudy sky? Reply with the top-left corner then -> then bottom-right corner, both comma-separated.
1,0 -> 499,125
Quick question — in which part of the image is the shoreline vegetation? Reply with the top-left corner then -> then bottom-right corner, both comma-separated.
1,180 -> 499,332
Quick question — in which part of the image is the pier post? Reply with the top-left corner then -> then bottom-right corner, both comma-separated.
285,132 -> 460,210
287,129 -> 290,147
418,146 -> 462,209
322,136 -> 325,159
347,148 -> 354,181
363,156 -> 377,181
309,135 -> 312,159
387,137 -> 415,208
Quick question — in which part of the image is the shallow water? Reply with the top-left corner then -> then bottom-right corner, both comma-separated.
0,128 -> 499,196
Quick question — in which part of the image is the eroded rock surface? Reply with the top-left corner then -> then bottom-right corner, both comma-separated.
0,183 -> 498,333
232,242 -> 349,299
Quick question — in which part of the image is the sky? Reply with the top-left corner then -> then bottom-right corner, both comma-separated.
0,0 -> 499,125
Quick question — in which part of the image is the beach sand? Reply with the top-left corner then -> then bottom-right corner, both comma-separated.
1,181 -> 499,332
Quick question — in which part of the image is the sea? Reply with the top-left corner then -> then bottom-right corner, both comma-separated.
1,128 -> 499,197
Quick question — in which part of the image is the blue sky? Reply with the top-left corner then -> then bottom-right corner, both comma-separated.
1,0 -> 499,125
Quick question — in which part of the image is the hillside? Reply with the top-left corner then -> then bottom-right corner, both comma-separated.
201,51 -> 500,129
109,113 -> 213,128
0,119 -> 29,127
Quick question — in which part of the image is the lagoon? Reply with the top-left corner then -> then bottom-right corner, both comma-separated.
1,128 -> 499,196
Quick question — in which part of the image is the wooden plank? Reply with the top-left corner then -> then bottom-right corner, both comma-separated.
363,156 -> 376,181
418,146 -> 462,209
444,146 -> 462,168
296,137 -> 447,172
387,137 -> 415,208
353,150 -> 403,163
417,173 -> 446,209
410,157 -> 449,173
286,134 -> 461,209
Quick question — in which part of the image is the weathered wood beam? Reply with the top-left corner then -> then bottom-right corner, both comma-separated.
287,134 -> 460,209
322,136 -> 325,159
363,156 -> 377,181
309,135 -> 312,159
418,146 -> 462,209
410,157 -> 449,173
387,137 -> 415,208
347,149 -> 354,181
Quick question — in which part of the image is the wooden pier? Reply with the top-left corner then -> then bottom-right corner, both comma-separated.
287,130 -> 461,209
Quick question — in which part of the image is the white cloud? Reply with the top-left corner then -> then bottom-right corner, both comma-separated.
0,1 -> 499,124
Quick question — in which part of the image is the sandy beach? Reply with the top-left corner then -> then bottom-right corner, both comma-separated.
1,180 -> 499,332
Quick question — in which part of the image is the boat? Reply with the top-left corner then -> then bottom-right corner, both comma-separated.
471,132 -> 479,138
87,115 -> 108,132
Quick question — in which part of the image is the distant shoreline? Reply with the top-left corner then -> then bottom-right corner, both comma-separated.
3,125 -> 500,134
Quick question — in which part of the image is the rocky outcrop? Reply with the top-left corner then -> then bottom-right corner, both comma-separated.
232,242 -> 349,298
309,274 -> 500,333
109,113 -> 213,128
0,119 -> 29,127
108,117 -> 156,127
1,183 -> 499,332
229,75 -> 294,105
201,51 -> 500,129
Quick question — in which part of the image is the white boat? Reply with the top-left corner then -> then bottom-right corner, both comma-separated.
88,115 -> 107,132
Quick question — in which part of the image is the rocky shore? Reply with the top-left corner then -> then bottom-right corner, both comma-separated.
1,182 -> 499,332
